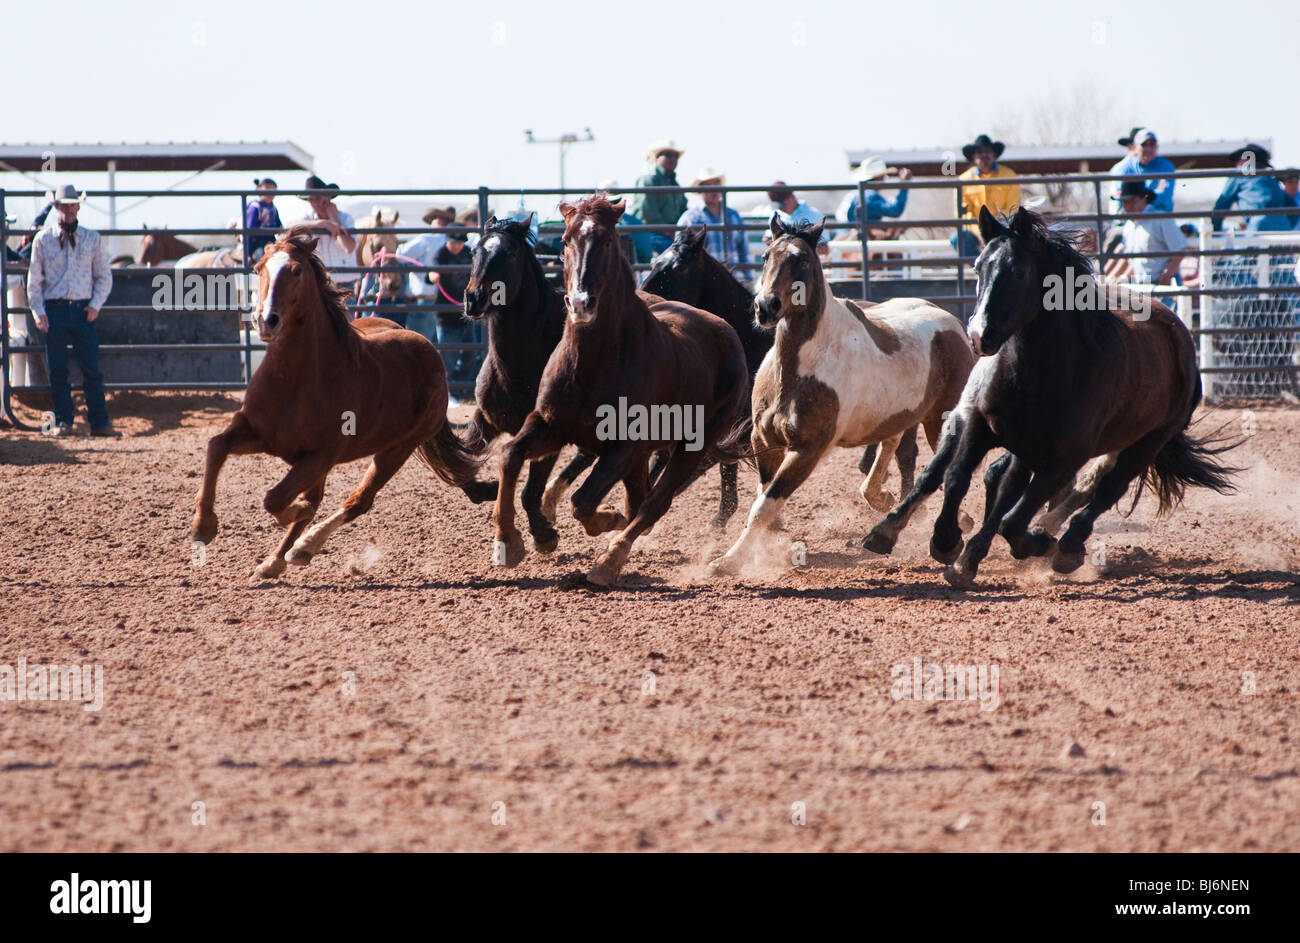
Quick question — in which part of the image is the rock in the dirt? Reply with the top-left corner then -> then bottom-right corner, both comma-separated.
1061,740 -> 1087,759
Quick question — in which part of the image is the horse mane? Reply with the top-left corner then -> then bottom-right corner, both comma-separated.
780,219 -> 824,249
276,225 -> 357,345
486,216 -> 549,298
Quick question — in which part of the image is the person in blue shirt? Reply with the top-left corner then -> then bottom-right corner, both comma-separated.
1212,144 -> 1295,232
768,181 -> 829,252
840,157 -> 912,240
243,179 -> 282,263
1110,129 -> 1176,212
676,168 -> 749,282
1280,170 -> 1300,229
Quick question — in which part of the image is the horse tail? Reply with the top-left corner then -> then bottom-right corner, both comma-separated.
417,421 -> 486,489
1134,424 -> 1241,518
707,413 -> 756,467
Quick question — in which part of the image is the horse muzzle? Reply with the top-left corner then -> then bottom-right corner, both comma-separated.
462,287 -> 487,319
567,292 -> 594,324
257,311 -> 281,342
753,294 -> 782,328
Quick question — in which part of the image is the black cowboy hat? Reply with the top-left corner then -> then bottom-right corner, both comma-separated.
303,174 -> 341,198
1229,143 -> 1272,167
962,134 -> 1005,162
1112,180 -> 1156,203
1117,126 -> 1145,147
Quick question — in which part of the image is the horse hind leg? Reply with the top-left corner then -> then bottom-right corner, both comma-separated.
859,434 -> 901,512
863,411 -> 964,555
1035,453 -> 1116,536
540,449 -> 595,523
895,426 -> 920,496
946,455 -> 1030,588
288,444 -> 414,567
709,462 -> 739,529
1053,441 -> 1161,574
255,481 -> 325,580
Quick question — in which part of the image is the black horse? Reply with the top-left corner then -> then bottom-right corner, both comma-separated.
865,207 -> 1237,586
638,226 -> 920,524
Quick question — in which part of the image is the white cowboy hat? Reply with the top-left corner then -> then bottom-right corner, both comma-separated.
691,167 -> 726,186
645,138 -> 685,162
48,184 -> 87,204
853,157 -> 895,182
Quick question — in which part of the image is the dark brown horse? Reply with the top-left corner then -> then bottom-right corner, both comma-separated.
139,227 -> 197,267
190,226 -> 481,579
490,195 -> 749,585
864,207 -> 1237,586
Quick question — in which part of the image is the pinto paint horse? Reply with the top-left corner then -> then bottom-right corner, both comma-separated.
709,215 -> 974,576
863,207 -> 1237,587
190,226 -> 481,579
639,225 -> 923,522
490,195 -> 749,586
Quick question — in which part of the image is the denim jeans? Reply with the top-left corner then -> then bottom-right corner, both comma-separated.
42,299 -> 109,428
436,318 -> 482,389
950,229 -> 983,258
405,301 -> 439,344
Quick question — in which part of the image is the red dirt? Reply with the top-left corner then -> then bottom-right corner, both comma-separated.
1,391 -> 1297,851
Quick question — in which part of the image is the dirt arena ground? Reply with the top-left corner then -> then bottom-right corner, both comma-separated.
1,391 -> 1296,852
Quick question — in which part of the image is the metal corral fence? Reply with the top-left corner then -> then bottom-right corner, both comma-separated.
4,169 -> 1299,429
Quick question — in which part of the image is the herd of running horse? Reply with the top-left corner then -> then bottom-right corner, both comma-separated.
190,194 -> 1238,588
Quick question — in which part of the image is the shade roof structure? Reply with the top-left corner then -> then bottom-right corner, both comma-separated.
0,140 -> 312,173
846,138 -> 1276,177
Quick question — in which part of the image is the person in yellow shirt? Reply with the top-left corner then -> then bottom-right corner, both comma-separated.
953,134 -> 1021,256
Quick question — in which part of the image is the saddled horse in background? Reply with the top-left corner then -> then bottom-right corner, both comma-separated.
710,215 -> 974,576
191,226 -> 481,579
639,225 -> 922,523
491,195 -> 749,586
139,227 -> 197,267
864,206 -> 1237,587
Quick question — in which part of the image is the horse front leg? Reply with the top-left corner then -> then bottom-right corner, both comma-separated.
945,454 -> 1030,588
708,462 -> 740,530
522,454 -> 561,554
493,414 -> 563,568
709,444 -> 826,577
569,443 -> 643,538
540,449 -> 596,523
929,414 -> 997,565
460,408 -> 501,505
997,463 -> 1086,561
863,412 -> 964,555
192,411 -> 263,545
859,434 -> 902,512
287,442 -> 416,567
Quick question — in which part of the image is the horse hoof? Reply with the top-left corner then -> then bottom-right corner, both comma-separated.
930,536 -> 964,565
1009,529 -> 1058,560
943,564 -> 976,589
191,516 -> 218,545
285,547 -> 313,567
532,529 -> 559,556
707,555 -> 743,577
861,529 -> 895,555
586,562 -> 620,587
254,557 -> 287,579
491,537 -> 526,568
1052,549 -> 1086,574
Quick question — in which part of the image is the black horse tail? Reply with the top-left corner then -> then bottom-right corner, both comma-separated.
1135,426 -> 1241,518
707,413 -> 756,467
417,421 -> 486,488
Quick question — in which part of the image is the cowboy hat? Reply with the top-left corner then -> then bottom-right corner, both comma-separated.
645,138 -> 685,162
853,156 -> 896,181
961,134 -> 1005,162
1117,126 -> 1145,147
48,184 -> 86,205
422,205 -> 456,225
691,167 -> 725,186
1133,128 -> 1158,145
455,206 -> 480,224
1112,180 -> 1156,203
303,174 -> 340,199
1230,143 -> 1272,167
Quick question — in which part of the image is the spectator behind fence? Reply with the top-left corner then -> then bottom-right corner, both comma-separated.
26,184 -> 119,438
243,178 -> 282,263
955,134 -> 1021,257
1212,144 -> 1296,232
767,181 -> 828,255
396,205 -> 455,342
1280,170 -> 1300,229
1105,180 -> 1185,307
598,180 -> 655,263
431,227 -> 479,405
1111,128 -> 1175,212
294,174 -> 358,289
676,168 -> 749,282
627,139 -> 687,258
839,157 -> 912,240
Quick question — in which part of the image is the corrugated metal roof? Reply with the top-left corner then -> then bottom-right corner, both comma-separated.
0,141 -> 313,173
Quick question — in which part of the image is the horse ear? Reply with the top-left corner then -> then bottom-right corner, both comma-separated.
770,213 -> 787,237
1010,206 -> 1035,238
978,205 -> 1006,244
558,201 -> 578,221
485,214 -> 498,229
805,220 -> 825,245
684,226 -> 707,250
610,201 -> 626,222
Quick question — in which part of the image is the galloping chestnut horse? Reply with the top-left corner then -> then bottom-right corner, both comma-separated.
864,207 -> 1237,587
709,215 -> 973,576
190,226 -> 481,579
640,225 -> 922,522
491,195 -> 749,586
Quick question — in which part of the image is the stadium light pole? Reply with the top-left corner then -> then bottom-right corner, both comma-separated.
524,128 -> 595,193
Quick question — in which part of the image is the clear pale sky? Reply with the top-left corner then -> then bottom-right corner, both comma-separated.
4,0 -> 1297,227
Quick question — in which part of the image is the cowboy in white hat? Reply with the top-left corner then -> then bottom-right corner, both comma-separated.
627,139 -> 687,257
675,168 -> 750,282
26,184 -> 119,437
839,157 -> 912,240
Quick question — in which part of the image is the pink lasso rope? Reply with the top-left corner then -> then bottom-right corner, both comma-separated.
360,246 -> 463,315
